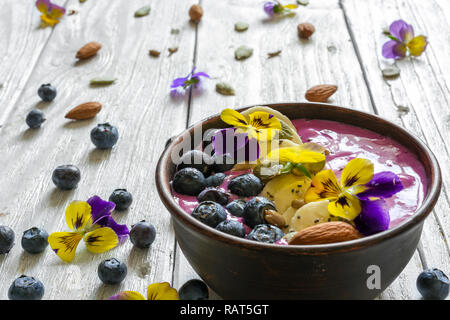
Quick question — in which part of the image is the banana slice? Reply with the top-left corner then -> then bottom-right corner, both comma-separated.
261,173 -> 311,215
289,200 -> 337,232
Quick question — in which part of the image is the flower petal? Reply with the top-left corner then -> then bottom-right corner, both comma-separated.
407,35 -> 428,56
354,199 -> 390,236
170,76 -> 189,89
356,171 -> 404,200
147,282 -> 179,300
328,192 -> 361,220
305,169 -> 342,202
341,158 -> 374,188
248,111 -> 282,131
36,0 -> 51,14
192,71 -> 210,79
48,232 -> 82,263
87,195 -> 115,223
211,128 -> 248,156
389,20 -> 413,42
83,227 -> 119,254
48,1 -> 66,18
264,2 -> 275,17
109,291 -> 146,300
94,216 -> 129,242
65,201 -> 92,231
220,108 -> 249,128
382,40 -> 407,59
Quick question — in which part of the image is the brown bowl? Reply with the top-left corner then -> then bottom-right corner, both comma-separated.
156,103 -> 441,299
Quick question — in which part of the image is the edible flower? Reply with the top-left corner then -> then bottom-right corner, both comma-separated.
171,67 -> 210,94
211,128 -> 260,163
305,158 -> 403,231
264,1 -> 298,18
36,0 -> 66,27
110,282 -> 179,300
48,196 -> 129,263
382,20 -> 428,59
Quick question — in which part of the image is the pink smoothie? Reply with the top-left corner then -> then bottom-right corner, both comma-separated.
172,119 -> 427,238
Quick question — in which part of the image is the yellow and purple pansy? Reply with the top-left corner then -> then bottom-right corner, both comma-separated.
305,158 -> 403,235
36,0 -> 66,27
382,20 -> 428,59
110,282 -> 179,300
264,1 -> 298,18
48,196 -> 129,263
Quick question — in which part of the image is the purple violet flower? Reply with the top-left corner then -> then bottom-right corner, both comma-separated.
212,128 -> 260,163
382,20 -> 428,59
170,67 -> 210,94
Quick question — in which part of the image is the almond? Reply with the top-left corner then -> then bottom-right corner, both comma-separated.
305,84 -> 337,102
297,23 -> 315,39
65,102 -> 102,120
288,221 -> 362,245
76,42 -> 102,59
189,4 -> 203,23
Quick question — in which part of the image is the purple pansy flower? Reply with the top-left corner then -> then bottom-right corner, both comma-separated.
211,128 -> 260,163
264,2 -> 276,17
382,20 -> 428,59
170,67 -> 210,94
87,195 -> 129,242
263,1 -> 298,18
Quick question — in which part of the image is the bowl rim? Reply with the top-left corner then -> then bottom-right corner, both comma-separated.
156,102 -> 442,254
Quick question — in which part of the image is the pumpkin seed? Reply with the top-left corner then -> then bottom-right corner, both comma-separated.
135,6 -> 151,17
297,0 -> 309,5
216,82 -> 235,96
235,46 -> 253,60
90,77 -> 117,85
79,0 -> 87,3
234,22 -> 249,32
268,50 -> 282,58
382,66 -> 400,78
171,28 -> 180,34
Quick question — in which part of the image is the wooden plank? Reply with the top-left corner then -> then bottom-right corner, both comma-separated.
341,0 -> 450,299
0,0 -> 195,299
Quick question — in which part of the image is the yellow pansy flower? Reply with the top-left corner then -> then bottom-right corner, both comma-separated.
110,282 -> 179,300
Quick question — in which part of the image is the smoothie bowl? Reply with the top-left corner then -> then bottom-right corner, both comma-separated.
156,103 -> 441,299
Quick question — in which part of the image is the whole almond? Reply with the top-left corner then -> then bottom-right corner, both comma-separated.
189,4 -> 203,23
298,23 -> 315,39
76,42 -> 102,59
305,84 -> 338,102
65,102 -> 102,120
288,221 -> 362,245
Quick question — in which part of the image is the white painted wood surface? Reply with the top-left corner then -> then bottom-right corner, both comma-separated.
0,0 -> 448,300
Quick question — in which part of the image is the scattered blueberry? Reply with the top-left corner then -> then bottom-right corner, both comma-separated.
172,167 -> 206,196
179,279 -> 209,300
197,188 -> 230,206
37,83 -> 57,102
90,123 -> 119,149
8,275 -> 44,300
21,227 -> 49,254
225,200 -> 246,217
191,201 -> 227,228
25,109 -> 46,129
109,189 -> 133,211
52,164 -> 81,190
205,172 -> 226,187
98,258 -> 127,285
177,150 -> 213,175
211,153 -> 235,173
130,220 -> 156,249
243,197 -> 277,228
0,225 -> 15,254
246,224 -> 284,243
216,220 -> 245,238
228,173 -> 263,197
417,268 -> 449,300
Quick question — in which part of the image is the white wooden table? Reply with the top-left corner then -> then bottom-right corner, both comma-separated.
0,0 -> 449,300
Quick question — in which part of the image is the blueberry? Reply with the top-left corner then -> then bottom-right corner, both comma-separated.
211,153 -> 235,173
246,224 -> 284,243
179,279 -> 209,300
90,123 -> 119,149
130,220 -> 156,249
177,150 -> 213,176
8,275 -> 44,300
225,200 -> 246,217
109,189 -> 133,211
243,197 -> 277,228
52,164 -> 81,190
228,173 -> 263,197
191,201 -> 227,228
197,188 -> 230,206
98,258 -> 127,285
0,225 -> 15,254
216,220 -> 245,238
417,268 -> 449,300
25,109 -> 46,129
21,227 -> 48,254
172,167 -> 206,196
205,172 -> 226,187
37,84 -> 57,102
